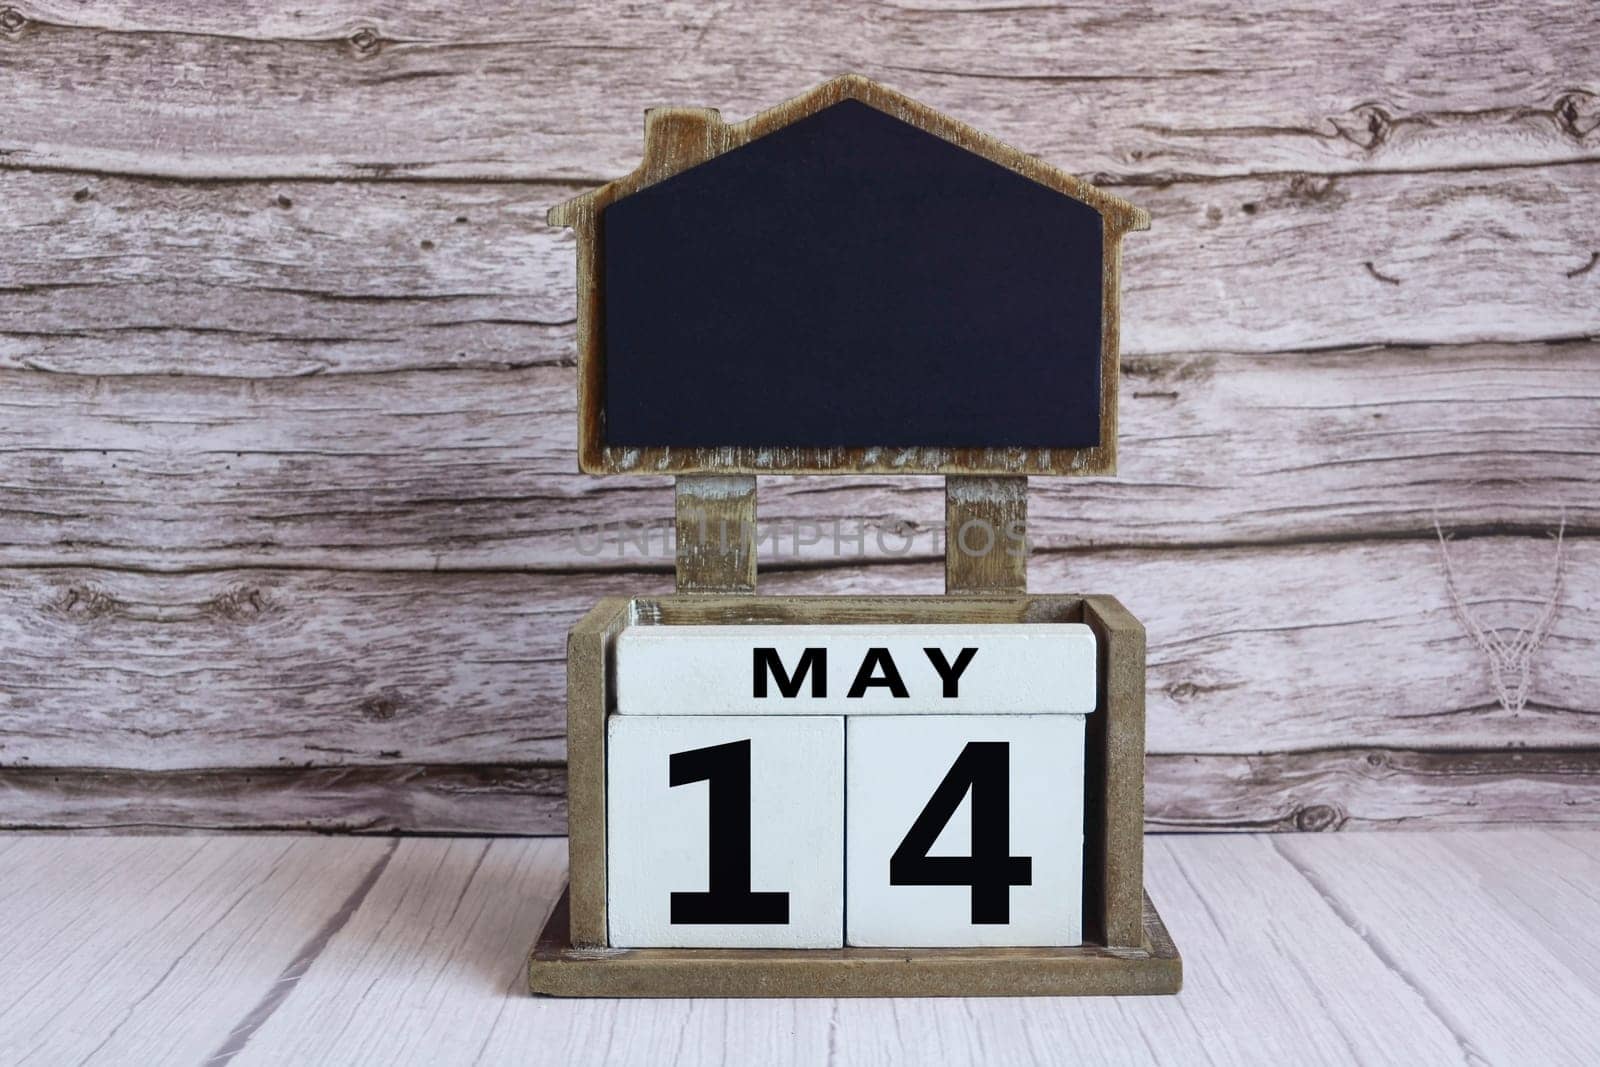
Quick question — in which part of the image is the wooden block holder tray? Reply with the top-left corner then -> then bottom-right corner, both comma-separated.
529,482 -> 1181,997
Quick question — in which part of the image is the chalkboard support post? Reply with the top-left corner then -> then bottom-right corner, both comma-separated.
945,475 -> 1028,594
675,475 -> 758,594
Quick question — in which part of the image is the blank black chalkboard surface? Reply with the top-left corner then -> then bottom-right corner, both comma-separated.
549,74 -> 1149,475
603,99 -> 1103,451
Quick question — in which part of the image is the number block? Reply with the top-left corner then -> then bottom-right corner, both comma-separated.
845,715 -> 1086,947
607,715 -> 845,948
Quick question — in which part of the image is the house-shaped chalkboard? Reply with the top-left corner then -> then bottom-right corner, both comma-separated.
550,74 -> 1148,476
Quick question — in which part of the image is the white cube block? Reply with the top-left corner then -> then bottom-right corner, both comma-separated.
846,714 -> 1086,947
607,715 -> 845,948
614,624 -> 1095,715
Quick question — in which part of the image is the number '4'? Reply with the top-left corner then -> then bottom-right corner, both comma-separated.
889,741 -> 1032,924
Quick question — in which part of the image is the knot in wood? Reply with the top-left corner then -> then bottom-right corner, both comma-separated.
0,6 -> 25,33
56,585 -> 122,619
1554,90 -> 1598,139
203,586 -> 266,620
1294,803 -> 1344,832
348,26 -> 381,55
1284,173 -> 1342,206
360,692 -> 402,721
1334,103 -> 1392,151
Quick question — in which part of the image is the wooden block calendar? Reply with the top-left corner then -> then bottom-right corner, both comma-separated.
529,75 -> 1181,997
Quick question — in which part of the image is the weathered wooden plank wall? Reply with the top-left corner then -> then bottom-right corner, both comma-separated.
0,0 -> 1595,832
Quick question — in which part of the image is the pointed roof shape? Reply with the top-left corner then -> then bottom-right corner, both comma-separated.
549,74 -> 1147,477
551,73 -> 1148,232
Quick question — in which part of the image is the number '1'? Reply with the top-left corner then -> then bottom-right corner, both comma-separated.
669,739 -> 790,925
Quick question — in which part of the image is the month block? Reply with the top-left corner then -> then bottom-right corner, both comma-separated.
845,715 -> 1086,947
614,623 -> 1096,715
606,715 -> 845,948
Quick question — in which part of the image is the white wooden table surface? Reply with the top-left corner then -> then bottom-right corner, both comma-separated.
1,831 -> 1594,1066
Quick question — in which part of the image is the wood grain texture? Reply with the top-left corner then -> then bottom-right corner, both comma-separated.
565,598 -> 630,945
1147,748 -> 1600,832
0,0 -> 1595,830
1139,835 -> 1472,1064
674,476 -> 757,593
530,890 -> 1180,997
0,764 -> 566,833
6,749 -> 1597,835
1440,830 -> 1600,988
944,477 -> 1028,593
2,343 -> 1591,571
0,835 -> 392,1064
3,538 -> 1588,769
4,166 -> 1597,380
1084,595 -> 1146,947
1277,832 -> 1600,1063
6,832 -> 1593,1063
5,1 -> 1597,182
1,533 -> 1592,830
229,837 -> 572,1065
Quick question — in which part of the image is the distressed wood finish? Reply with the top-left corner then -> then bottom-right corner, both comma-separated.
10,747 -> 1600,836
1147,748 -> 1600,832
531,890 -> 1179,998
548,75 -> 1144,477
3,539 -> 1589,770
564,598 -> 630,946
5,169 -> 1600,383
944,476 -> 1028,594
5,2 -> 1598,183
5,166 -> 1599,381
2,344 -> 1591,571
0,536 -> 1593,835
7,831 -> 1600,1061
0,764 -> 566,834
1083,595 -> 1147,947
238,838 -> 575,1059
674,475 -> 757,594
0,835 -> 396,1064
1276,833 -> 1600,1064
0,1 -> 1594,831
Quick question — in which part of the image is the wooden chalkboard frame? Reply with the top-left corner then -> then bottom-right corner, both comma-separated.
548,74 -> 1149,477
